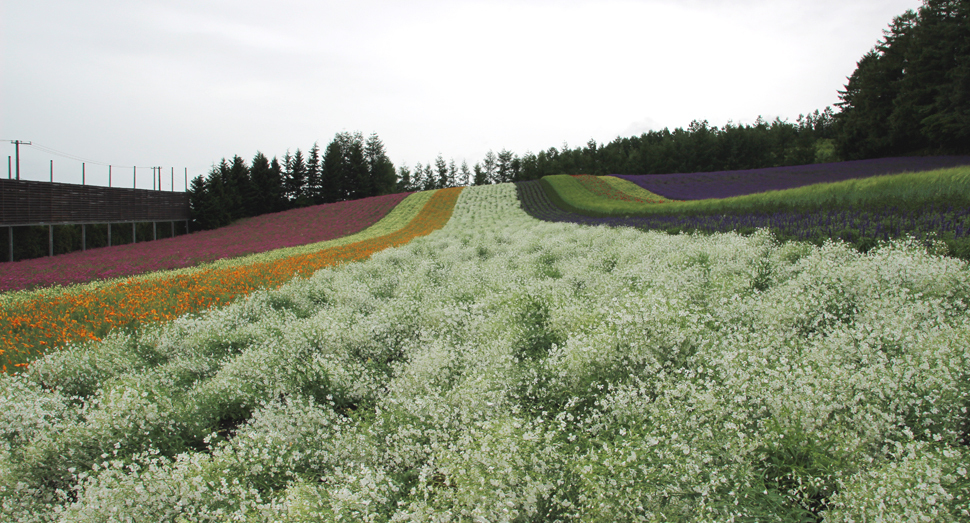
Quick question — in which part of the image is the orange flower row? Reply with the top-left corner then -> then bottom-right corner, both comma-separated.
1,187 -> 464,373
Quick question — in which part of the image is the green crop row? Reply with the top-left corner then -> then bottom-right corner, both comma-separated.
542,166 -> 970,216
599,175 -> 670,201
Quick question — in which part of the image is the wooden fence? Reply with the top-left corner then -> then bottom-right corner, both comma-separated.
0,178 -> 189,226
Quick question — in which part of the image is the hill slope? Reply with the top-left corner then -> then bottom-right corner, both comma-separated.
0,192 -> 412,293
3,183 -> 968,521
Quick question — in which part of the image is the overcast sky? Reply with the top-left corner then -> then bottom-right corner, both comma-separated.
2,0 -> 922,189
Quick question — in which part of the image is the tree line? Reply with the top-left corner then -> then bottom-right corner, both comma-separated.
187,0 -> 967,231
188,132 -> 396,230
836,0 -> 970,159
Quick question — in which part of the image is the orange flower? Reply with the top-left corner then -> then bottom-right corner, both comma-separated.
1,188 -> 463,372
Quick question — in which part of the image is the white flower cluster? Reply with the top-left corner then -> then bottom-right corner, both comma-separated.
1,183 -> 968,521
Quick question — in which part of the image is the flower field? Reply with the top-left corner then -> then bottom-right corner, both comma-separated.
0,192 -> 412,293
615,155 -> 970,200
530,165 -> 970,260
0,189 -> 459,372
2,182 -> 968,521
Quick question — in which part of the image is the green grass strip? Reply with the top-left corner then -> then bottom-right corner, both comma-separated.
600,176 -> 671,202
543,167 -> 970,216
0,191 -> 436,307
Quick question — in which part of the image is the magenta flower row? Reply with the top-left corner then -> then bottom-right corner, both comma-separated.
0,193 -> 411,293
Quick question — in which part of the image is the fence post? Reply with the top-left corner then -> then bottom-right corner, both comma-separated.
134,166 -> 136,188
48,225 -> 53,257
171,167 -> 174,192
109,165 -> 112,187
132,222 -> 136,244
83,163 -> 85,185
108,223 -> 112,247
153,221 -> 157,241
82,224 -> 86,251
7,156 -> 10,179
50,160 -> 53,182
8,226 -> 12,262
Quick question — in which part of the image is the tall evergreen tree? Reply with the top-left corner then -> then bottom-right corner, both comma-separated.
836,1 -> 970,157
412,162 -> 425,192
435,155 -> 450,188
396,164 -> 413,192
448,159 -> 458,187
286,149 -> 308,206
482,150 -> 498,184
459,160 -> 471,186
365,133 -> 397,196
473,163 -> 487,186
321,140 -> 343,203
187,174 -> 211,231
496,149 -> 515,183
306,142 -> 322,204
421,163 -> 436,191
250,151 -> 284,215
226,155 -> 252,220
345,132 -> 368,200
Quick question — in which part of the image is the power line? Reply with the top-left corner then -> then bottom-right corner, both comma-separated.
2,140 -> 201,190
3,140 -> 186,170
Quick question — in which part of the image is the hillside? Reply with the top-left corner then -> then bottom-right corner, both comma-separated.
2,182 -> 967,521
0,192 -> 411,293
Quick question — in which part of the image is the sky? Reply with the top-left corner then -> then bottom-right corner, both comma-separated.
2,0 -> 924,190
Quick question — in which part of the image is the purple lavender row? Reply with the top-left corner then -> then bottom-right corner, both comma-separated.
614,156 -> 970,200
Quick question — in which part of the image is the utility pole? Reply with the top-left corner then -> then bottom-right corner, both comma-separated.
10,140 -> 31,180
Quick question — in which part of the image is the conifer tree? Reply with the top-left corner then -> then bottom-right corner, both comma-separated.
250,151 -> 283,215
412,162 -> 425,191
422,163 -> 436,191
306,142 -> 322,204
482,150 -> 498,184
473,163 -> 487,186
435,155 -> 450,188
459,160 -> 471,186
321,140 -> 342,203
286,149 -> 308,206
396,164 -> 413,192
496,149 -> 515,183
365,133 -> 397,196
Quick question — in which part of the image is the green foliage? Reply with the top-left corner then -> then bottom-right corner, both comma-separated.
836,0 -> 970,157
189,132 -> 398,232
542,166 -> 970,217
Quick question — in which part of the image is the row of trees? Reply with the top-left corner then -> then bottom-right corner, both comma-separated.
402,109 -> 838,192
189,132 -> 396,230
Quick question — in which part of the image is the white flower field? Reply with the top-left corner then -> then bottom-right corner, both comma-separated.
2,183 -> 969,521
